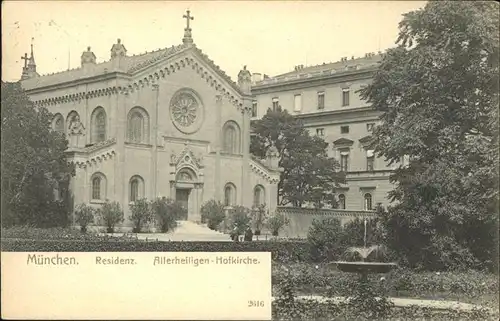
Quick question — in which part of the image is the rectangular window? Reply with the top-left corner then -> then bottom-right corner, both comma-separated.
272,97 -> 279,111
342,88 -> 350,106
366,150 -> 375,171
252,101 -> 258,117
316,128 -> 324,136
294,94 -> 302,112
317,91 -> 325,109
340,126 -> 349,134
367,123 -> 375,132
340,150 -> 349,172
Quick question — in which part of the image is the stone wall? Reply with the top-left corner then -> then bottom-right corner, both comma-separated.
276,207 -> 376,238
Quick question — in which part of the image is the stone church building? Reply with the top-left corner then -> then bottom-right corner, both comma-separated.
20,11 -> 281,227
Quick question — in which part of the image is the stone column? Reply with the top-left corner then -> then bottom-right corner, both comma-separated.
170,180 -> 176,200
151,84 -> 160,199
191,186 -> 201,222
83,164 -> 89,203
240,102 -> 251,207
115,92 -> 127,213
268,181 -> 279,214
214,95 -> 222,201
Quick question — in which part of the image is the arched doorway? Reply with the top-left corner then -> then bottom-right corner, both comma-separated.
175,168 -> 197,220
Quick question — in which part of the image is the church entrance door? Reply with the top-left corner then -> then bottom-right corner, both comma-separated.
176,188 -> 190,220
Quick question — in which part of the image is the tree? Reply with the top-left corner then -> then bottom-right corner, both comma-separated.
129,198 -> 154,233
307,217 -> 346,262
152,197 -> 186,233
251,203 -> 267,235
75,203 -> 96,233
229,205 -> 252,236
251,106 -> 345,207
97,200 -> 124,233
266,211 -> 290,237
1,81 -> 75,227
359,1 -> 499,270
200,199 -> 226,230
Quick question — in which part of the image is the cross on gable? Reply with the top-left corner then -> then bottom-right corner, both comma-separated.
183,9 -> 194,29
21,53 -> 29,68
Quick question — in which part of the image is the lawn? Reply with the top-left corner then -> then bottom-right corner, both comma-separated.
272,262 -> 499,308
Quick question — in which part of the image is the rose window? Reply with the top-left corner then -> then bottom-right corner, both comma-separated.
171,93 -> 199,127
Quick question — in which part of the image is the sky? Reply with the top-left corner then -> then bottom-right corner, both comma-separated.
2,1 -> 427,82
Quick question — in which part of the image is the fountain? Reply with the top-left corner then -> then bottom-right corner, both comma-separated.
330,217 -> 397,319
333,217 -> 397,280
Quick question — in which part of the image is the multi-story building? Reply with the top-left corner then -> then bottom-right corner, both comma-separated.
18,12 -> 282,229
251,53 -> 397,211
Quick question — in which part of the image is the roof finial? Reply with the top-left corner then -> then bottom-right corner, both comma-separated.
29,37 -> 36,66
182,9 -> 194,45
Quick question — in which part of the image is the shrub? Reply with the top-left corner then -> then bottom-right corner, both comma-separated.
342,217 -> 384,247
307,217 -> 346,262
152,197 -> 186,233
0,238 -> 313,263
251,203 -> 267,235
128,198 -> 154,233
200,200 -> 225,230
74,203 -> 95,233
97,200 -> 124,233
339,274 -> 394,319
267,212 -> 290,236
229,205 -> 252,236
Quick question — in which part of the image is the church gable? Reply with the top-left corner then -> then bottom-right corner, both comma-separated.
125,47 -> 247,111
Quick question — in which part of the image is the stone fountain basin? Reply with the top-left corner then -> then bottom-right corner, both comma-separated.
332,261 -> 397,274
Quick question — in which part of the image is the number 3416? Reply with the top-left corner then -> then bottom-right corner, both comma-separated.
248,300 -> 265,307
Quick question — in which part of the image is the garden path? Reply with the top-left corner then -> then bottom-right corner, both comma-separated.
132,221 -> 232,242
271,295 -> 496,313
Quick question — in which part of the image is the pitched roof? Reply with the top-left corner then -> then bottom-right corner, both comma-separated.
333,138 -> 354,146
359,135 -> 373,144
21,43 -> 190,90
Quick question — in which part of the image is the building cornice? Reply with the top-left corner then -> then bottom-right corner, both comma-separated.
27,47 -> 251,114
251,68 -> 377,94
23,72 -> 130,95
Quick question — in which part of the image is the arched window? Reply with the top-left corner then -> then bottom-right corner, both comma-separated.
222,121 -> 241,154
53,114 -> 64,133
338,194 -> 346,209
91,107 -> 107,143
224,183 -> 236,206
91,173 -> 106,201
364,193 -> 373,211
92,177 -> 101,200
127,107 -> 150,143
129,175 -> 144,202
253,185 -> 265,207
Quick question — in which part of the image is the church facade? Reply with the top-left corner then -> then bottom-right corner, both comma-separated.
20,12 -> 281,227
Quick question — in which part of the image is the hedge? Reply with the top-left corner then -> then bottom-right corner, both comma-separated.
271,263 -> 499,305
271,301 -> 497,321
0,239 -> 313,262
